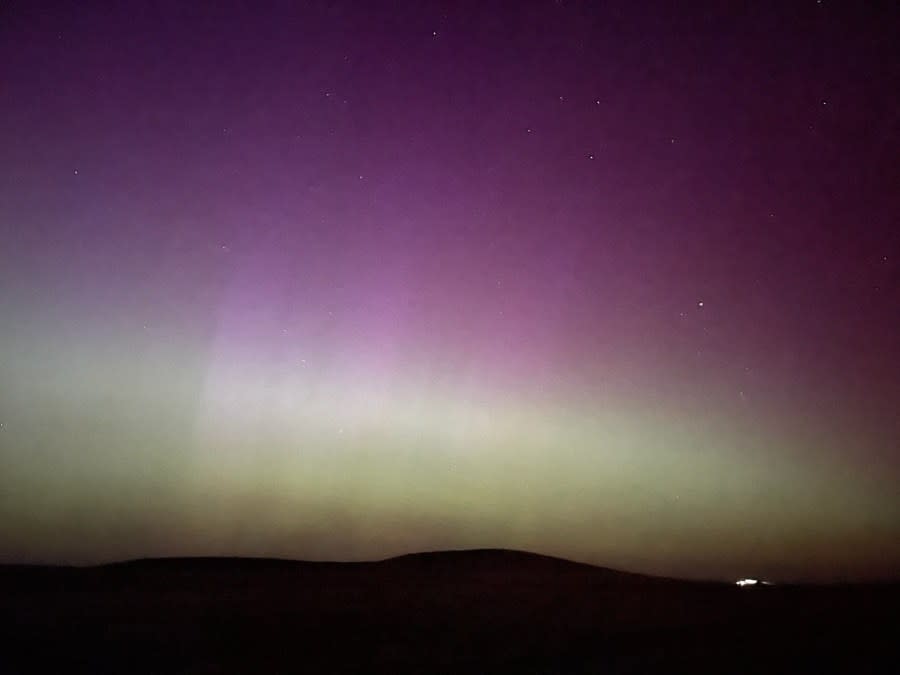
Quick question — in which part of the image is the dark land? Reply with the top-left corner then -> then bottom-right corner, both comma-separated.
1,549 -> 897,674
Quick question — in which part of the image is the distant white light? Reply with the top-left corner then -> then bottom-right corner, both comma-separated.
697,300 -> 704,307
736,578 -> 758,586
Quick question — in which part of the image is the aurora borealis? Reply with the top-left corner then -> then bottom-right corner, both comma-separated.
1,1 -> 898,582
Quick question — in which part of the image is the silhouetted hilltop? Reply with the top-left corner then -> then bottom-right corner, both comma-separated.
386,547 -> 597,569
0,548 -> 678,591
380,547 -> 673,583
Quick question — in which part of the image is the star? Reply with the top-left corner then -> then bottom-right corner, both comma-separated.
697,300 -> 704,307
588,153 -> 595,160
73,169 -> 79,175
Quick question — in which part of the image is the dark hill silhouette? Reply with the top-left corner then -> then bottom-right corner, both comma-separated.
385,547 -> 627,573
0,548 -> 677,593
379,548 -> 684,585
2,549 -> 897,674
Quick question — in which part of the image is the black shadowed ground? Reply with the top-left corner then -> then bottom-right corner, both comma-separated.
1,549 -> 897,674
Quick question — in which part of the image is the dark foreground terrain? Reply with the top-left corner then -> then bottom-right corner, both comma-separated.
1,549 -> 897,674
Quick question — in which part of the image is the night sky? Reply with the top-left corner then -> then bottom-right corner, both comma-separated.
1,1 -> 898,582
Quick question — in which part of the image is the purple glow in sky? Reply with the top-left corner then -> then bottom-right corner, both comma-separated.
1,1 -> 898,581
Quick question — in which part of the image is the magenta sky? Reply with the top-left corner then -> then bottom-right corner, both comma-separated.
1,1 -> 898,581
